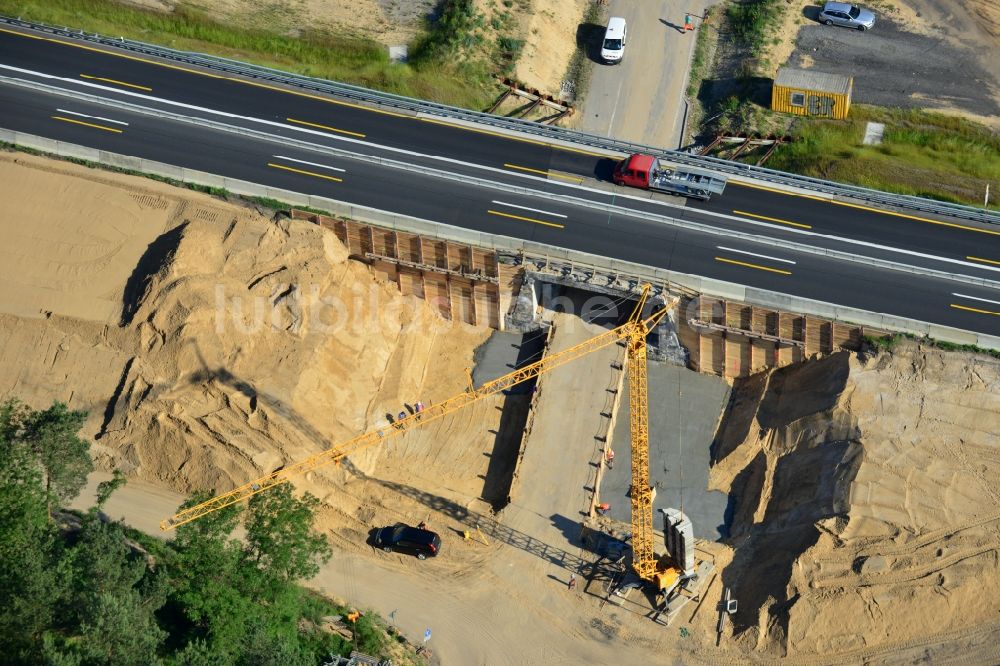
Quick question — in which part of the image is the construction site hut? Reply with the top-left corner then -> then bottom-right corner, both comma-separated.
771,67 -> 853,120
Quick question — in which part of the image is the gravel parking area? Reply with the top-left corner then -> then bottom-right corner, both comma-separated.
788,18 -> 1000,120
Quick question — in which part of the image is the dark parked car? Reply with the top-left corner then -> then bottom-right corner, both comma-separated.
373,523 -> 441,560
818,1 -> 875,30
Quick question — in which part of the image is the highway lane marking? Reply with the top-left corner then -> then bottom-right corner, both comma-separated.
732,210 -> 812,230
714,256 -> 792,275
950,303 -> 1000,316
233,78 -> 409,118
51,115 -> 123,133
56,108 -> 128,125
734,180 -> 1000,237
716,246 -> 796,265
0,27 -> 610,158
273,155 -> 346,172
503,163 -> 583,182
267,162 -> 343,182
4,63 -> 995,279
286,117 -> 366,138
487,209 -> 565,229
80,73 -> 152,91
419,117 -> 609,158
952,293 -> 1000,307
491,200 -> 568,218
0,27 -> 227,78
968,256 -> 1000,266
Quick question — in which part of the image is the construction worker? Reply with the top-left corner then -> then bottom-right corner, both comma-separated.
605,449 -> 615,470
597,502 -> 611,516
567,573 -> 577,591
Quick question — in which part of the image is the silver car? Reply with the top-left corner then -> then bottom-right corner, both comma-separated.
818,1 -> 876,30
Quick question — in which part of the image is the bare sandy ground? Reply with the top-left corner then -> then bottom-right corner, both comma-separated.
127,0 -> 437,45
514,0 -> 588,94
8,150 -> 1000,662
766,0 -> 1000,127
710,343 -> 1000,660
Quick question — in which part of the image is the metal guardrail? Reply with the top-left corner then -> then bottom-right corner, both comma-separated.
6,73 -> 999,294
5,126 -> 998,349
1,14 -> 998,225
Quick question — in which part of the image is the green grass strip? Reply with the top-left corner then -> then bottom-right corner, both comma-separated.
0,0 -> 496,109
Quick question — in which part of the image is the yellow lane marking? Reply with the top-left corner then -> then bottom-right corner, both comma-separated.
80,73 -> 152,91
51,115 -> 123,133
714,256 -> 792,275
734,180 -> 1000,237
0,27 -> 226,78
968,255 -> 1000,266
487,209 -> 564,229
422,116 -> 609,158
950,303 -> 1000,316
286,117 -> 366,138
734,180 -> 829,202
267,162 -> 343,182
732,209 -> 812,230
503,163 -> 584,182
2,27 -> 615,159
238,78 -> 409,118
0,27 -> 43,40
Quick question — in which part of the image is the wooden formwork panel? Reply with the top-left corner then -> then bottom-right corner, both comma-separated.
705,298 -> 725,324
424,239 -> 449,269
396,267 -> 424,299
475,284 -> 501,329
351,220 -> 376,255
677,299 -> 702,369
370,228 -> 397,258
724,337 -> 751,378
819,321 -> 833,354
398,233 -> 422,263
370,261 -> 398,285
450,277 -> 476,325
472,248 -> 495,276
750,339 -> 775,373
422,274 -> 452,320
804,318 -> 823,357
726,302 -> 753,330
701,333 -> 726,375
498,264 -> 522,291
777,313 -> 796,365
452,245 -> 472,272
833,323 -> 860,350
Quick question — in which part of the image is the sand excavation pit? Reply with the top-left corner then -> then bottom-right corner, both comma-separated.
709,342 -> 1000,660
0,151 -> 531,571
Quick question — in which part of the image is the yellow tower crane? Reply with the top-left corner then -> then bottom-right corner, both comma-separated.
162,286 -> 679,589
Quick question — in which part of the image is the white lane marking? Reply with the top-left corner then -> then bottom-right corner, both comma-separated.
491,200 -> 568,218
55,107 -> 128,125
272,154 -> 345,172
952,293 -> 1000,307
717,246 -> 796,265
7,63 -> 999,277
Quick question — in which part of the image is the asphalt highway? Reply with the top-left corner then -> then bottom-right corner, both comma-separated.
1,25 -> 998,336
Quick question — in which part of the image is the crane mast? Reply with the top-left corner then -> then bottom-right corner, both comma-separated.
162,289 -> 670,532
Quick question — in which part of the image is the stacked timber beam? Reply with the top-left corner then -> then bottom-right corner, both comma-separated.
293,211 -> 884,378
677,296 -> 886,378
292,210 -> 520,329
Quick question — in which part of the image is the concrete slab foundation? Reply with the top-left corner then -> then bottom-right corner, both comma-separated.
602,363 -> 731,540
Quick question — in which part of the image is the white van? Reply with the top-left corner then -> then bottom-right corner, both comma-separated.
600,16 -> 627,64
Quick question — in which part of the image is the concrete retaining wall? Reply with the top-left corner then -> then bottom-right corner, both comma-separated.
3,129 -> 997,351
